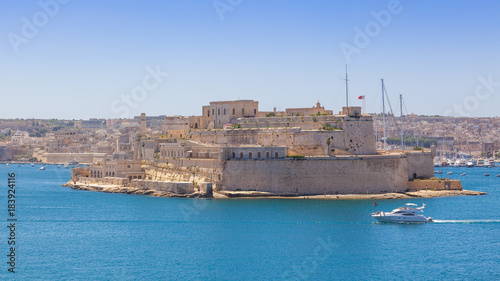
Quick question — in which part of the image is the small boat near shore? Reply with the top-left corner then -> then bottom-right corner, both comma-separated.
40,166 -> 46,170
371,203 -> 433,223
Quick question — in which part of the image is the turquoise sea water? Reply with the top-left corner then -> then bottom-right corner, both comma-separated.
0,165 -> 499,280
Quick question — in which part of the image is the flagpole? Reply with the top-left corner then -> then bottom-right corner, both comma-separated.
362,97 -> 366,114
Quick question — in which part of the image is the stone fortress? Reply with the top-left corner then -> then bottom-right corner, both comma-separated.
69,99 -> 452,196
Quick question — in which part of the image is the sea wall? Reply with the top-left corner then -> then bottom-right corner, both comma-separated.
408,179 -> 462,191
219,155 -> 410,195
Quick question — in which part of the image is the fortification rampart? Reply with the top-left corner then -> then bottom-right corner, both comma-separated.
188,119 -> 376,155
219,154 -> 431,195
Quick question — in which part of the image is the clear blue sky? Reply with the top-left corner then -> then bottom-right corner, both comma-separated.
1,0 -> 500,119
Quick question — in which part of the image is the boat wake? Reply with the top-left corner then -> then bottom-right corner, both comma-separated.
432,219 -> 500,224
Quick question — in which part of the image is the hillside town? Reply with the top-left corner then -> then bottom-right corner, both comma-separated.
1,101 -> 498,164
0,100 -> 496,196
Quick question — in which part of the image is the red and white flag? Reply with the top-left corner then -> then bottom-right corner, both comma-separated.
358,95 -> 365,100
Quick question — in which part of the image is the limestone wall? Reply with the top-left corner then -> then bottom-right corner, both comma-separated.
219,156 -> 409,195
188,121 -> 377,156
406,152 -> 434,180
408,179 -> 462,191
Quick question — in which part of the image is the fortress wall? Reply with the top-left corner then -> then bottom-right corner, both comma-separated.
407,179 -> 462,191
188,120 -> 377,155
341,120 -> 377,155
168,158 -> 222,170
219,156 -> 409,195
406,152 -> 434,180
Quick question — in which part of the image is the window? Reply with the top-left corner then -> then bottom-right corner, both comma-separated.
224,109 -> 226,115
212,109 -> 215,116
258,152 -> 261,158
254,109 -> 256,115
275,152 -> 279,158
233,108 -> 235,115
242,108 -> 245,115
232,152 -> 235,158
240,152 -> 243,158
249,152 -> 252,158
266,152 -> 269,158
207,110 -> 210,117
127,165 -> 130,169
218,109 -> 220,115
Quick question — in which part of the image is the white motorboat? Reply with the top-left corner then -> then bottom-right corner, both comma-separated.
31,163 -> 35,167
484,160 -> 491,168
40,166 -> 46,170
371,203 -> 433,223
466,161 -> 474,168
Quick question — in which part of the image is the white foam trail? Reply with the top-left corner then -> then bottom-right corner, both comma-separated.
432,219 -> 500,224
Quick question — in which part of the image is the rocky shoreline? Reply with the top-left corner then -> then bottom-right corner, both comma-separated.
63,181 -> 486,199
62,182 -> 211,198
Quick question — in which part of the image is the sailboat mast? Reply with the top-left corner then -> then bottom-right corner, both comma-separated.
382,79 -> 386,150
400,94 -> 403,150
345,64 -> 349,115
